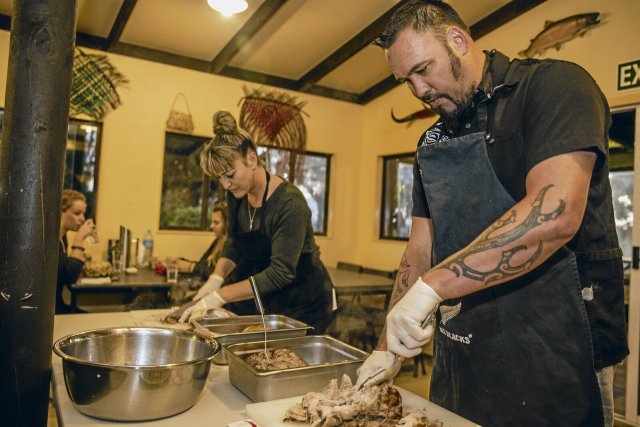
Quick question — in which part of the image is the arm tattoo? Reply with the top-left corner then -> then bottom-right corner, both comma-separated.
441,184 -> 564,285
390,254 -> 411,306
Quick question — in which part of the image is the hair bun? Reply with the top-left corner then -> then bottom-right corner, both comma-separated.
213,110 -> 238,135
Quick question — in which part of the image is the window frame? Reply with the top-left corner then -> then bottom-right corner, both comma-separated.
379,152 -> 415,241
258,146 -> 332,236
0,109 -> 103,220
159,131 -> 220,232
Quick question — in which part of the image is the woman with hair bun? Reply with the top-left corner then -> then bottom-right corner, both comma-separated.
177,111 -> 334,332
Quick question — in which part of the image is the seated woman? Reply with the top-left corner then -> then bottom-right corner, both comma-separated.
57,189 -> 95,313
177,110 -> 334,333
175,203 -> 228,281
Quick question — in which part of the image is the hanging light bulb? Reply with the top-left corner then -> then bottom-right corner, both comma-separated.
207,0 -> 248,17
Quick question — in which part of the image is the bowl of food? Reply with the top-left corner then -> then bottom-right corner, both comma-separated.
227,335 -> 368,402
53,327 -> 220,421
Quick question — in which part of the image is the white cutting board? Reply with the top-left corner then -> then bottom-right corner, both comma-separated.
245,387 -> 480,427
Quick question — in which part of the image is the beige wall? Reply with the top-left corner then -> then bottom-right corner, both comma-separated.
1,0 -> 640,273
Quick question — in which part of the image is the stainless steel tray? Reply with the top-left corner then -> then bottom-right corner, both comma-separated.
227,335 -> 368,402
191,314 -> 312,364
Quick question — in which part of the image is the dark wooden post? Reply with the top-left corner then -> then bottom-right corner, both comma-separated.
0,0 -> 77,425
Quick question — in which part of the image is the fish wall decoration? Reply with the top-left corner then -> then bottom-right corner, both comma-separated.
519,12 -> 603,58
391,106 -> 437,124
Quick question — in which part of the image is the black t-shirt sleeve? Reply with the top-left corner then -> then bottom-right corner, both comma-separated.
522,61 -> 608,173
411,160 -> 431,218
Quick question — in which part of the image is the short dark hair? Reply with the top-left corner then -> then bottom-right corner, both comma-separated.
374,0 -> 470,49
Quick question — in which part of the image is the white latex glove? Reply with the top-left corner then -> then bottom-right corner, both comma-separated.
194,274 -> 224,301
178,291 -> 226,323
355,350 -> 402,387
386,277 -> 442,358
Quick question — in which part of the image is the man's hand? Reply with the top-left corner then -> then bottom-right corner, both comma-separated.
355,351 -> 402,387
386,277 -> 441,358
194,274 -> 224,301
178,291 -> 226,323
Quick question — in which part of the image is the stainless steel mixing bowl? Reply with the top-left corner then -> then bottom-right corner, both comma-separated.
53,327 -> 220,421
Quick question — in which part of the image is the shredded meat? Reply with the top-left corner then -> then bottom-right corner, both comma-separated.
284,375 -> 442,427
245,348 -> 308,371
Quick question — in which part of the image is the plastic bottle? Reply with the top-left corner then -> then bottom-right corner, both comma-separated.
142,229 -> 154,269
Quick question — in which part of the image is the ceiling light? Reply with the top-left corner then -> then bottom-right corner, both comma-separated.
207,0 -> 248,17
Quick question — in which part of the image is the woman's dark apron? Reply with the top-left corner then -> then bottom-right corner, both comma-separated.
224,172 -> 334,333
418,124 -> 604,426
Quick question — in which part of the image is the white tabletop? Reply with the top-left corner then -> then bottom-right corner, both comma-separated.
52,309 -> 252,426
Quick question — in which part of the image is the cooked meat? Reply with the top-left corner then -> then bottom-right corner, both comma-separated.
242,324 -> 272,332
245,348 -> 308,371
284,376 -> 443,427
397,409 -> 443,427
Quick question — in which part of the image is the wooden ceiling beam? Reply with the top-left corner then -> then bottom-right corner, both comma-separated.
470,0 -> 547,40
105,0 -> 137,50
209,0 -> 286,74
296,3 -> 403,91
110,42 -> 211,72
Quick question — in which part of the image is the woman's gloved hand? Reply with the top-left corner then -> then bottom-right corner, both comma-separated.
386,277 -> 442,358
194,274 -> 224,301
355,351 -> 402,388
178,291 -> 226,323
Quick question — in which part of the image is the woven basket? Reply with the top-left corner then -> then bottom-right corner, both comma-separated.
166,93 -> 195,133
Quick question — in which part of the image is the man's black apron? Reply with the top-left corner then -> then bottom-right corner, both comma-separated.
418,124 -> 603,426
224,172 -> 334,333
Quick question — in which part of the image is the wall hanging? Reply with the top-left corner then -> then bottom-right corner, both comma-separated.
70,48 -> 128,121
238,86 -> 308,151
519,12 -> 603,58
166,93 -> 195,134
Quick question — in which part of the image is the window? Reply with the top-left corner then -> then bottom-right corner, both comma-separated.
0,109 -> 102,219
380,153 -> 415,240
159,132 -> 222,230
258,147 -> 331,235
609,109 -> 636,264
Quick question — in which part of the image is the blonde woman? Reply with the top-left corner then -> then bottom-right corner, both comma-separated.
57,189 -> 95,313
179,111 -> 334,333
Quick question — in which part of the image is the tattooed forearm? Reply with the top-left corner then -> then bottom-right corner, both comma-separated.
442,184 -> 564,285
389,254 -> 411,307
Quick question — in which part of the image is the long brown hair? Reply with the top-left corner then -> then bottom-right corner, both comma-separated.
207,202 -> 228,266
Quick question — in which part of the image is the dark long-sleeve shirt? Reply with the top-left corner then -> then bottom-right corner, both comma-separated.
56,236 -> 83,313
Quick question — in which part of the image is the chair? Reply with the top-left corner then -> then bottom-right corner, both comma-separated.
336,261 -> 363,272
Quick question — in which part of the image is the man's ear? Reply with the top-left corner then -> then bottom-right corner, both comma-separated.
448,27 -> 469,55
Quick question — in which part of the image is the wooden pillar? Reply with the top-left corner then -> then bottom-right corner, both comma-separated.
0,0 -> 77,425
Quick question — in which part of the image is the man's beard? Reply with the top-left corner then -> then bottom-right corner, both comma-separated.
421,46 -> 477,130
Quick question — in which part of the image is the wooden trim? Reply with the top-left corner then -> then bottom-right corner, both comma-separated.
110,42 -> 211,72
470,0 -> 547,40
296,3 -> 403,91
105,0 -> 137,49
358,75 -> 400,104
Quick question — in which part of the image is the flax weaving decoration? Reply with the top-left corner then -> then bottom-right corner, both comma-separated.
238,87 -> 309,151
70,48 -> 128,121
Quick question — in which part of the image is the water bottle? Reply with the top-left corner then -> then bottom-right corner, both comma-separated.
142,229 -> 154,269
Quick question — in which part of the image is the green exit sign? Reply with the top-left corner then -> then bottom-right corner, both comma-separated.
618,60 -> 640,91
